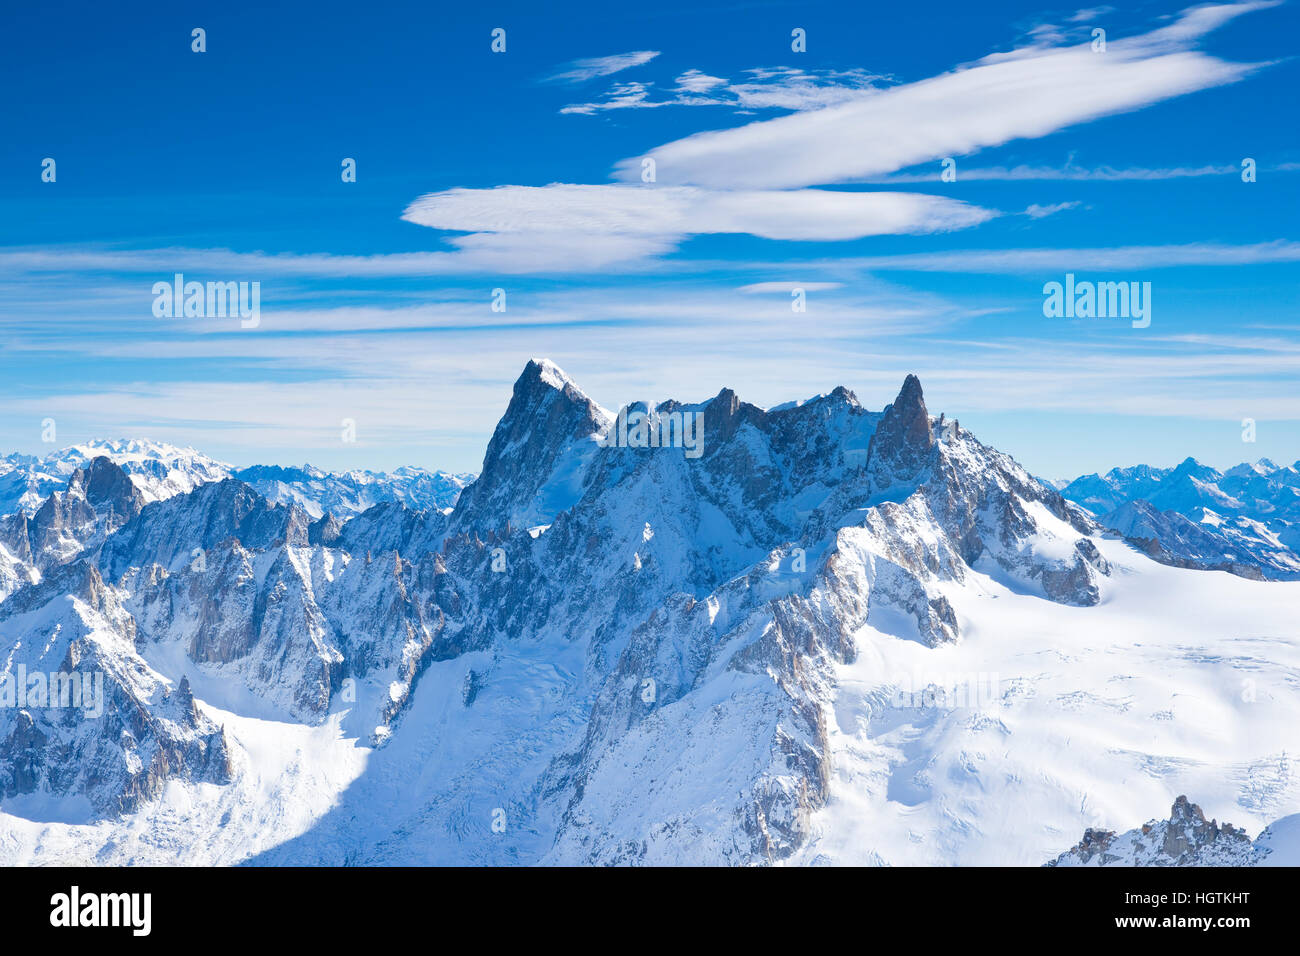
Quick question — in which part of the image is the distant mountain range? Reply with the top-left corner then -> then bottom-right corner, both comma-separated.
0,439 -> 474,522
0,362 -> 1295,865
1057,457 -> 1300,580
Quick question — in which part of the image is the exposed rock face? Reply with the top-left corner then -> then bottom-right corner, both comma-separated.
0,561 -> 232,815
1104,499 -> 1272,580
866,373 -> 934,492
0,457 -> 146,601
335,500 -> 445,557
449,358 -> 612,533
17,457 -> 143,571
99,478 -> 310,580
1048,796 -> 1261,866
74,456 -> 146,522
307,513 -> 343,547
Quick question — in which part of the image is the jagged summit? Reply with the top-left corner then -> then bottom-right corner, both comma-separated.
866,373 -> 935,490
71,456 -> 145,518
1049,796 -> 1263,867
526,357 -> 584,394
514,359 -> 610,418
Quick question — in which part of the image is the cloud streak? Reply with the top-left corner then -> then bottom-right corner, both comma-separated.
4,239 -> 1296,284
544,50 -> 659,84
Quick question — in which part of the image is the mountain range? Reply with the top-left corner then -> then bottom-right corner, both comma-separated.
1057,457 -> 1300,581
0,360 -> 1295,866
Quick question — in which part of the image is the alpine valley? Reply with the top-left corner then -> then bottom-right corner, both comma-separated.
0,360 -> 1296,866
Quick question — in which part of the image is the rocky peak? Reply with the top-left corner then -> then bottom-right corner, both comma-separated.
69,456 -> 145,522
1048,795 -> 1259,866
866,374 -> 935,490
450,360 -> 611,532
308,512 -> 343,546
701,387 -> 753,446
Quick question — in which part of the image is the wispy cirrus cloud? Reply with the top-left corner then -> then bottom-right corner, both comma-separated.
809,240 -> 1300,273
5,238 -> 1297,284
869,155 -> 1300,183
0,238 -> 679,278
613,2 -> 1276,189
11,284 -> 1300,471
737,281 -> 843,294
544,50 -> 659,84
868,161 -> 1246,183
1022,201 -> 1084,219
560,67 -> 886,114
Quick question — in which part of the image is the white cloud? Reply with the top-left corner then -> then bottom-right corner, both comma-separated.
560,81 -> 662,114
561,67 -> 885,114
1022,201 -> 1083,218
0,238 -> 677,278
12,286 -> 1300,472
737,281 -> 843,294
395,183 -> 995,271
1068,6 -> 1115,23
613,3 -> 1272,188
544,50 -> 659,84
400,183 -> 994,245
674,69 -> 727,93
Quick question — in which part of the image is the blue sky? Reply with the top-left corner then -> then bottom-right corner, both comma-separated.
1,0 -> 1297,477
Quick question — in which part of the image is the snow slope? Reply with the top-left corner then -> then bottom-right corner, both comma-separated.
792,537 -> 1299,866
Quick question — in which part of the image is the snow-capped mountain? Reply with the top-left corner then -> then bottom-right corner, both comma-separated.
0,361 -> 1296,866
0,439 -> 228,516
231,464 -> 474,520
1060,457 -> 1300,580
0,440 -> 474,522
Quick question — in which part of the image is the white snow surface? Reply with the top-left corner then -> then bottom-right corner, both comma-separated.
792,538 -> 1300,866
